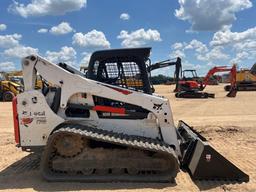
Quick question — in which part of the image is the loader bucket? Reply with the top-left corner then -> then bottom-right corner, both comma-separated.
177,120 -> 249,182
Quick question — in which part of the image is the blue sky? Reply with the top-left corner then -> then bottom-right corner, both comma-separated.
0,0 -> 256,76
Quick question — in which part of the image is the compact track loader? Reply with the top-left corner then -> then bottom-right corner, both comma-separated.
13,48 -> 249,183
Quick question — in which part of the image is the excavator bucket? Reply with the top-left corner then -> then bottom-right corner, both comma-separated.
226,87 -> 237,97
177,120 -> 249,182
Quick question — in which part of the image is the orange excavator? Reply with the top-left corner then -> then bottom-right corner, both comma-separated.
175,65 -> 237,98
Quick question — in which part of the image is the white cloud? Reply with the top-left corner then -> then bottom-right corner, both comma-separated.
72,30 -> 110,49
209,26 -> 256,64
170,39 -> 230,66
46,46 -> 76,65
183,61 -> 202,70
8,0 -> 87,18
80,52 -> 91,66
117,28 -> 162,48
185,39 -> 208,53
197,46 -> 229,61
38,28 -> 48,33
170,39 -> 208,59
175,0 -> 252,31
170,30 -> 256,71
4,45 -> 39,58
0,24 -> 7,31
49,22 -> 74,35
172,42 -> 184,50
37,22 -> 74,35
0,34 -> 22,48
120,13 -> 130,20
210,26 -> 256,46
0,33 -> 38,60
170,49 -> 186,59
170,42 -> 186,59
0,62 -> 15,71
230,51 -> 250,64
235,41 -> 256,51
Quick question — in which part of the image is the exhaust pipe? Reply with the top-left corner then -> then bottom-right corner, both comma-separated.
177,120 -> 249,182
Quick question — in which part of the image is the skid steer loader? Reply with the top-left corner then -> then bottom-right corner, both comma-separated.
12,48 -> 249,183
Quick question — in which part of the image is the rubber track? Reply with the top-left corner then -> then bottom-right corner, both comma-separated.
41,123 -> 179,182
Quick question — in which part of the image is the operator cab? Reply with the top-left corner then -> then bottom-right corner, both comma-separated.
86,48 -> 153,94
182,69 -> 200,81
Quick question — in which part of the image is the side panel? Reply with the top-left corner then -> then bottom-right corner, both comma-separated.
17,90 -> 64,146
237,71 -> 256,82
60,92 -> 160,138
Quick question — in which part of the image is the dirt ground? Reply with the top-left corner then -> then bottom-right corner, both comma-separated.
0,84 -> 256,192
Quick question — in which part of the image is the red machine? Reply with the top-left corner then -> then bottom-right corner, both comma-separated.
175,65 -> 237,98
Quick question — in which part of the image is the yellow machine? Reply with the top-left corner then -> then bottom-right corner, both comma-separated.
0,72 -> 23,101
236,67 -> 256,83
0,70 -> 45,101
225,63 -> 256,91
7,71 -> 43,89
9,76 -> 24,85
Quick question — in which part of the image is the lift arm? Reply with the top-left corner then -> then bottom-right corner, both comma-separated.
147,57 -> 181,72
203,66 -> 235,86
147,57 -> 182,91
203,66 -> 231,86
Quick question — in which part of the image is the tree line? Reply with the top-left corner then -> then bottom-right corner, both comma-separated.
150,75 -> 174,85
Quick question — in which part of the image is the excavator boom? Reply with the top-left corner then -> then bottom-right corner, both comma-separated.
147,57 -> 182,92
203,66 -> 236,86
202,65 -> 237,97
